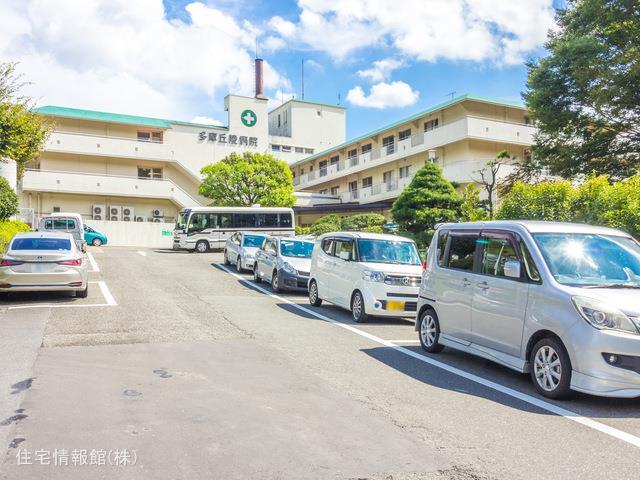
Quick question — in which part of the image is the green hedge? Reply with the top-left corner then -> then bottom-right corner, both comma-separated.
0,220 -> 31,251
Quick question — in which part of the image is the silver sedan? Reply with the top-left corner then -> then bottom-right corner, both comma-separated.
0,231 -> 88,299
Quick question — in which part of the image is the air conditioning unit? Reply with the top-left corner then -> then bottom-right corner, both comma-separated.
134,216 -> 145,222
92,204 -> 105,221
152,217 -> 163,223
122,206 -> 134,222
109,205 -> 121,221
152,208 -> 164,218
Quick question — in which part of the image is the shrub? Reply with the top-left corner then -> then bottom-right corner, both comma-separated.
0,220 -> 30,251
0,177 -> 18,221
295,226 -> 311,236
310,214 -> 342,235
459,183 -> 487,221
495,180 -> 575,221
340,213 -> 386,232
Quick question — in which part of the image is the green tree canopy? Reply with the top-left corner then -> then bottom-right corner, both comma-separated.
0,177 -> 18,220
524,0 -> 640,179
391,162 -> 462,235
199,152 -> 295,207
0,62 -> 51,178
495,180 -> 576,222
340,213 -> 386,233
309,214 -> 342,236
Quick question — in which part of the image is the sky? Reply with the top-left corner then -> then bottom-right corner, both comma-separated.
0,0 -> 561,139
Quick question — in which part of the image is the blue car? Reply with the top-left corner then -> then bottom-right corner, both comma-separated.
84,225 -> 108,246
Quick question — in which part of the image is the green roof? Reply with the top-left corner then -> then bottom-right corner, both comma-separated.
290,93 -> 526,166
33,105 -> 228,130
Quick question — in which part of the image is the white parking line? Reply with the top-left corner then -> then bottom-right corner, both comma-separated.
218,264 -> 640,450
87,251 -> 100,272
6,281 -> 117,310
137,251 -> 147,257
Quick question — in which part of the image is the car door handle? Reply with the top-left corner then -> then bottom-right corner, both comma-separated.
476,281 -> 489,290
462,278 -> 471,287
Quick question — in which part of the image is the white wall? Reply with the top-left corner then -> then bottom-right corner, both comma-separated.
85,220 -> 175,248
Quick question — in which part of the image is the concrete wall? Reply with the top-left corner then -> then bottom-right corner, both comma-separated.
84,219 -> 175,248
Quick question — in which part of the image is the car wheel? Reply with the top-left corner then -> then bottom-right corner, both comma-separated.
418,309 -> 444,353
308,280 -> 322,307
254,264 -> 261,283
195,240 -> 209,253
76,284 -> 89,298
351,290 -> 370,323
530,337 -> 572,399
271,270 -> 281,292
92,238 -> 102,247
236,256 -> 243,272
224,250 -> 230,265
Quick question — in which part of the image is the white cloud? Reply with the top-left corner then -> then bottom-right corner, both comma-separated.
0,0 -> 290,121
268,90 -> 296,111
190,116 -> 223,126
346,81 -> 419,109
268,0 -> 555,64
357,58 -> 405,82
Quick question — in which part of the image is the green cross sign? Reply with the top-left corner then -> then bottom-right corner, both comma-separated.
241,109 -> 257,127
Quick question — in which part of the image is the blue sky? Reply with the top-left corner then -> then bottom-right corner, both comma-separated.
0,0 -> 560,139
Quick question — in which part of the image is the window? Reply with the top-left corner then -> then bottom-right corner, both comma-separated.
331,186 -> 339,195
446,233 -> 478,271
295,147 -> 303,153
330,155 -> 339,165
265,239 -> 277,254
480,234 -> 520,278
322,238 -> 335,255
361,144 -> 372,154
256,213 -> 279,228
362,177 -> 373,189
319,189 -> 328,194
137,131 -> 163,143
284,110 -> 287,125
278,114 -> 281,127
52,206 -> 61,213
279,212 -> 292,228
334,239 -> 354,260
300,168 -> 305,175
348,181 -> 358,192
304,148 -> 314,154
524,115 -> 531,125
399,165 -> 410,179
188,212 -> 218,232
399,129 -> 411,141
317,110 -> 322,116
383,170 -> 394,184
436,230 -> 449,267
382,135 -> 395,154
242,234 -> 266,248
12,238 -> 71,251
219,214 -> 232,228
319,160 -> 327,176
44,218 -> 77,231
424,119 -> 439,131
271,145 -> 281,151
347,149 -> 357,159
519,238 -> 541,283
309,165 -> 314,172
233,213 -> 257,228
282,145 -> 292,153
138,167 -> 162,179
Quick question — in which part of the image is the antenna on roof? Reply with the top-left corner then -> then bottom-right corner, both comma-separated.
446,91 -> 456,99
301,58 -> 305,100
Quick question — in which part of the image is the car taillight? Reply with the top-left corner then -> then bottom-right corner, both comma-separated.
0,259 -> 23,266
58,259 -> 82,266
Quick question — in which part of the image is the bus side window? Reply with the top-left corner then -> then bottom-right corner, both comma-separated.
279,213 -> 292,228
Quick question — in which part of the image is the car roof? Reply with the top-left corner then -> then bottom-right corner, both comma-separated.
12,231 -> 75,240
318,231 -> 415,242
436,220 -> 630,237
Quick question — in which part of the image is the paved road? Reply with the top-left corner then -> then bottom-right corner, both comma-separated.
0,247 -> 639,479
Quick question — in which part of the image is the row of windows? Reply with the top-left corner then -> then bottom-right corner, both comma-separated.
317,165 -> 412,194
436,230 -> 540,282
188,212 -> 293,232
272,144 -> 314,154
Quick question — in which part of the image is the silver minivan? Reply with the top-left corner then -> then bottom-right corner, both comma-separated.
416,221 -> 640,399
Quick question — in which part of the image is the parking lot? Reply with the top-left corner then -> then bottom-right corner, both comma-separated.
1,246 -> 639,480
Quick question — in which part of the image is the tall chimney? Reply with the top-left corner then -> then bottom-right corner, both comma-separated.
254,58 -> 266,99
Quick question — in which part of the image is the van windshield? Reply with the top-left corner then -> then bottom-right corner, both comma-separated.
357,239 -> 421,265
533,233 -> 640,287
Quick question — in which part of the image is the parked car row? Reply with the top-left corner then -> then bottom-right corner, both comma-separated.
229,222 -> 640,400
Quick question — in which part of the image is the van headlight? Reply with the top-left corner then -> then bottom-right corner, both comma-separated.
572,296 -> 639,334
362,270 -> 385,282
282,261 -> 297,274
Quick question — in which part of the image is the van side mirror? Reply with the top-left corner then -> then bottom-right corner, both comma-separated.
338,251 -> 351,261
504,260 -> 521,279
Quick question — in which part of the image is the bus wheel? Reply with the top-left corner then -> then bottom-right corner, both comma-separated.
195,240 -> 209,253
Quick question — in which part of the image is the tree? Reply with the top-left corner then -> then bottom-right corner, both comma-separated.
524,0 -> 640,179
496,180 -> 576,222
459,183 -> 487,222
341,213 -> 386,233
0,177 -> 18,220
391,162 -> 462,237
309,214 -> 342,236
199,152 -> 295,207
0,62 -> 51,178
472,150 -> 515,217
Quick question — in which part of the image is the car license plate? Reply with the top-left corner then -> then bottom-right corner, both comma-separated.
387,300 -> 405,311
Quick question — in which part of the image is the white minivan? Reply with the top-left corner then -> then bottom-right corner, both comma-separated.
417,220 -> 640,399
308,232 -> 423,322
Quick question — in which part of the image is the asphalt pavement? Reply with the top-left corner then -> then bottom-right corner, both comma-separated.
0,246 -> 639,479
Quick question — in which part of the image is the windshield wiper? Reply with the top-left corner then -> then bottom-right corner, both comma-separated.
582,283 -> 640,289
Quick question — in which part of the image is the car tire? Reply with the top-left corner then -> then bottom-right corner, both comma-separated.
418,308 -> 445,353
530,337 -> 572,399
92,238 -> 102,247
351,290 -> 370,323
195,240 -> 209,253
223,250 -> 230,265
254,265 -> 261,283
271,270 -> 281,292
236,256 -> 243,272
76,284 -> 89,298
308,280 -> 322,307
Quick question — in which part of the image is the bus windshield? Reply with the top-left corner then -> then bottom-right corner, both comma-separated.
175,211 -> 189,231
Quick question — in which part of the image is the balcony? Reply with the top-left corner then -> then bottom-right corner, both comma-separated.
21,169 -> 201,208
293,116 -> 535,190
339,175 -> 414,205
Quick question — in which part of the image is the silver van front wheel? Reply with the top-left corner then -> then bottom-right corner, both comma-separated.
530,338 -> 572,399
